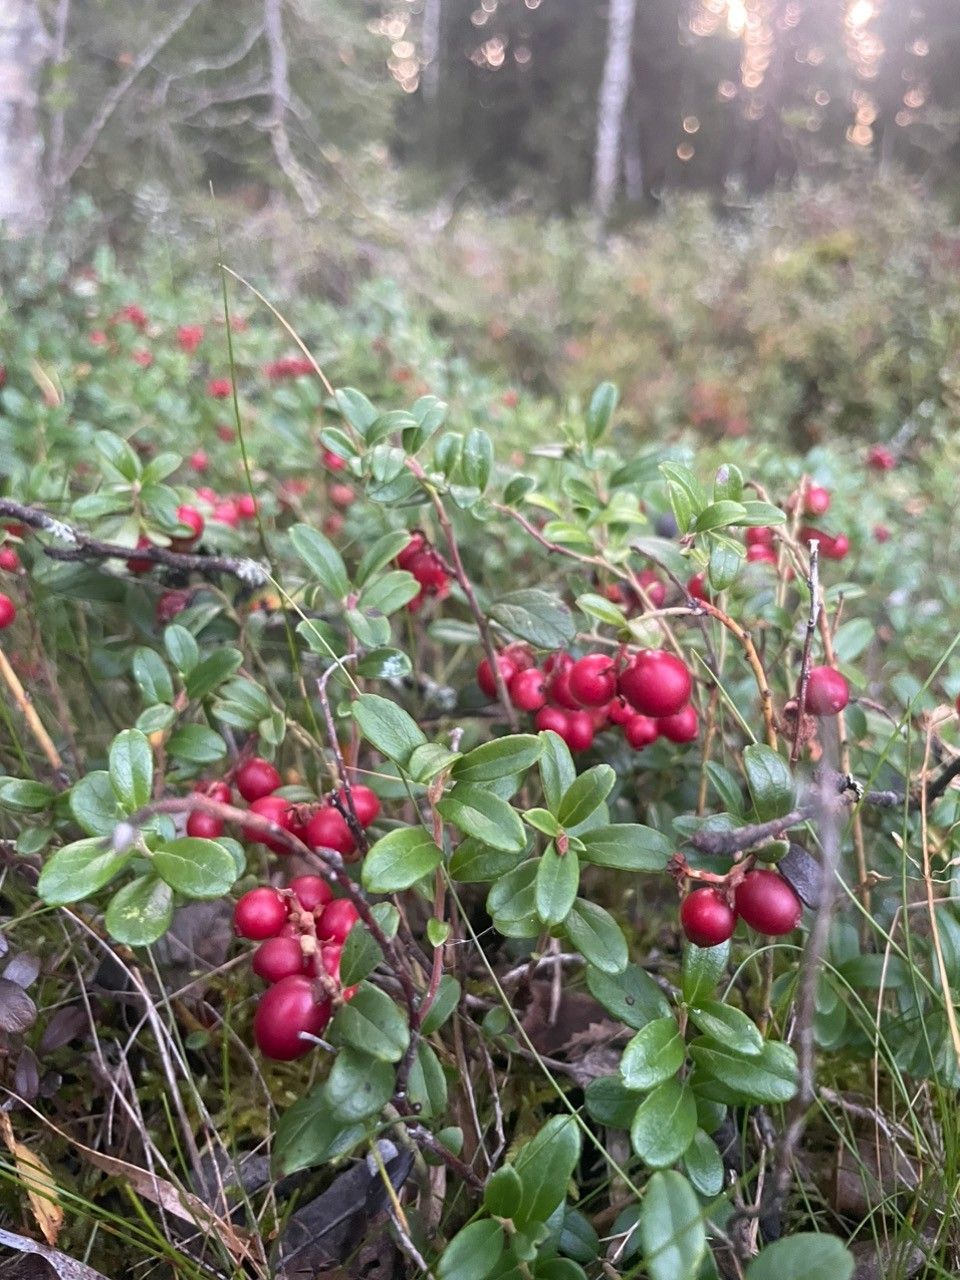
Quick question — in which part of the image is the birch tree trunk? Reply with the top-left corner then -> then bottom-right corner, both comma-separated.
591,0 -> 637,230
0,0 -> 46,234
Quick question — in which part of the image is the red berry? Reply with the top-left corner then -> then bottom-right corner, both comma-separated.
680,888 -> 736,948
173,504 -> 204,547
509,667 -> 547,712
236,757 -> 281,802
824,532 -> 849,560
289,875 -> 333,913
234,887 -> 288,940
207,378 -> 232,399
195,779 -> 231,804
321,448 -> 346,472
624,714 -> 659,749
805,666 -> 849,716
535,706 -> 570,738
213,499 -> 240,527
619,650 -> 692,718
216,424 -> 235,443
745,526 -> 775,548
546,656 -> 582,711
803,484 -> 830,517
746,544 -> 777,565
187,810 -> 225,839
735,870 -> 802,936
561,709 -> 595,752
867,444 -> 895,471
873,525 -> 890,544
477,654 -> 518,700
396,532 -> 426,570
253,935 -> 307,984
686,572 -> 709,602
127,535 -> 154,574
657,703 -> 699,743
0,547 -> 20,572
321,942 -> 344,982
304,806 -> 356,857
244,795 -> 295,853
177,325 -> 204,354
568,654 -> 618,707
318,898 -> 360,944
332,784 -> 380,827
502,643 -> 535,672
189,450 -> 209,473
408,551 -> 448,593
236,493 -> 257,519
253,975 -> 331,1060
636,569 -> 666,609
606,696 -> 634,726
0,594 -> 16,629
330,483 -> 354,508
156,590 -> 189,622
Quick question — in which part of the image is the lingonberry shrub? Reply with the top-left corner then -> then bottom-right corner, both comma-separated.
8,336 -> 946,1280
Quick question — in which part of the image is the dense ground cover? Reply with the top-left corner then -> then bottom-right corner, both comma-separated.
0,185 -> 959,1278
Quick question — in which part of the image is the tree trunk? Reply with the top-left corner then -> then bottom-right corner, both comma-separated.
0,0 -> 46,234
592,0 -> 637,230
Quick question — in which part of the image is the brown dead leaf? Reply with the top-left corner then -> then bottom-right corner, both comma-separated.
0,1112 -> 63,1246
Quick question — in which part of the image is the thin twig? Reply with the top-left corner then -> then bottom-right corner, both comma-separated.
791,538 -> 820,765
0,646 -> 65,779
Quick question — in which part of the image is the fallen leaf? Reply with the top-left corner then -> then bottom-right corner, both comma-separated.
0,1226 -> 107,1280
0,1112 -> 63,1246
0,979 -> 37,1034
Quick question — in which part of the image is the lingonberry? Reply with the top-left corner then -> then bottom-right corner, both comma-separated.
0,594 -> 16,629
236,493 -> 257,519
212,499 -> 240,527
127,535 -> 154,574
509,667 -> 547,712
207,378 -> 232,399
329,483 -> 355,508
304,806 -> 356,857
186,810 -> 225,839
619,650 -> 692,718
686,572 -> 709,602
321,942 -> 343,980
177,324 -> 204,353
244,795 -> 295,853
867,444 -> 895,471
735,870 -> 803,935
657,703 -> 699,743
636,569 -> 666,609
624,714 -> 659,749
546,654 -> 583,711
321,448 -> 346,472
606,696 -> 634,726
253,975 -> 331,1060
189,450 -> 209,473
236,757 -> 281,802
824,532 -> 849,560
477,654 -> 518,700
805,665 -> 849,716
680,888 -> 736,947
195,779 -> 231,804
318,899 -> 360,944
172,504 -> 204,547
252,935 -> 307,984
331,784 -> 380,827
873,524 -> 890,543
562,709 -> 595,752
396,532 -> 426,570
234,887 -> 288,940
746,544 -> 777,565
502,643 -> 535,672
803,484 -> 830,516
289,875 -> 333,913
568,654 -> 618,707
156,590 -> 189,622
0,547 -> 20,573
745,526 -> 775,548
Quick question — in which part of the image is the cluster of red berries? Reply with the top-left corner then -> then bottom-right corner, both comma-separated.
264,356 -> 314,380
680,868 -> 802,947
478,645 -> 697,753
187,758 -> 380,859
396,533 -> 451,613
233,877 -> 360,1060
127,493 -> 257,573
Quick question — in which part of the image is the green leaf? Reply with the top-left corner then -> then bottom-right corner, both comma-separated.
166,724 -> 226,764
185,648 -> 243,701
38,838 -> 132,906
448,838 -> 528,883
407,742 -> 460,784
578,824 -> 671,872
356,647 -> 413,680
708,538 -> 744,591
0,780 -> 56,812
576,592 -> 627,627
324,1047 -> 395,1122
274,1085 -> 366,1175
408,1040 -> 448,1117
452,735 -> 542,783
640,1171 -> 706,1280
486,861 -> 539,938
620,1016 -> 685,1090
462,428 -> 494,492
689,1037 -> 798,1104
339,903 -> 397,986
330,981 -> 410,1062
584,1076 -> 644,1128
512,1115 -> 581,1228
334,386 -> 379,436
484,1164 -> 524,1219
164,625 -> 199,674
630,1078 -> 697,1168
362,827 -> 442,893
109,729 -> 153,811
688,1001 -> 763,1056
539,731 -> 576,815
490,590 -> 575,649
421,974 -> 461,1035
585,381 -> 618,443
743,745 -> 795,821
437,785 -> 525,853
684,1130 -> 724,1197
352,693 -> 426,768
69,771 -> 120,837
290,523 -> 350,599
586,963 -> 671,1028
535,844 -> 579,926
681,939 -> 729,1005
524,808 -> 562,837
694,500 -> 748,534
744,1235 -> 854,1280
357,570 -> 419,615
132,648 -> 174,705
438,1220 -> 505,1280
564,899 -> 627,974
740,501 -> 786,526
136,705 -> 176,735
503,474 -> 536,505
832,618 -> 874,663
713,464 -> 743,503
557,765 -> 615,829
356,530 -> 413,585
153,838 -> 237,898
105,876 -> 173,946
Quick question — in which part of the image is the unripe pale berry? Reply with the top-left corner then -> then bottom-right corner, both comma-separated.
236,757 -> 281,802
680,888 -> 736,948
805,666 -> 849,716
234,887 -> 288,940
619,650 -> 692,719
735,870 -> 802,935
253,975 -> 331,1060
